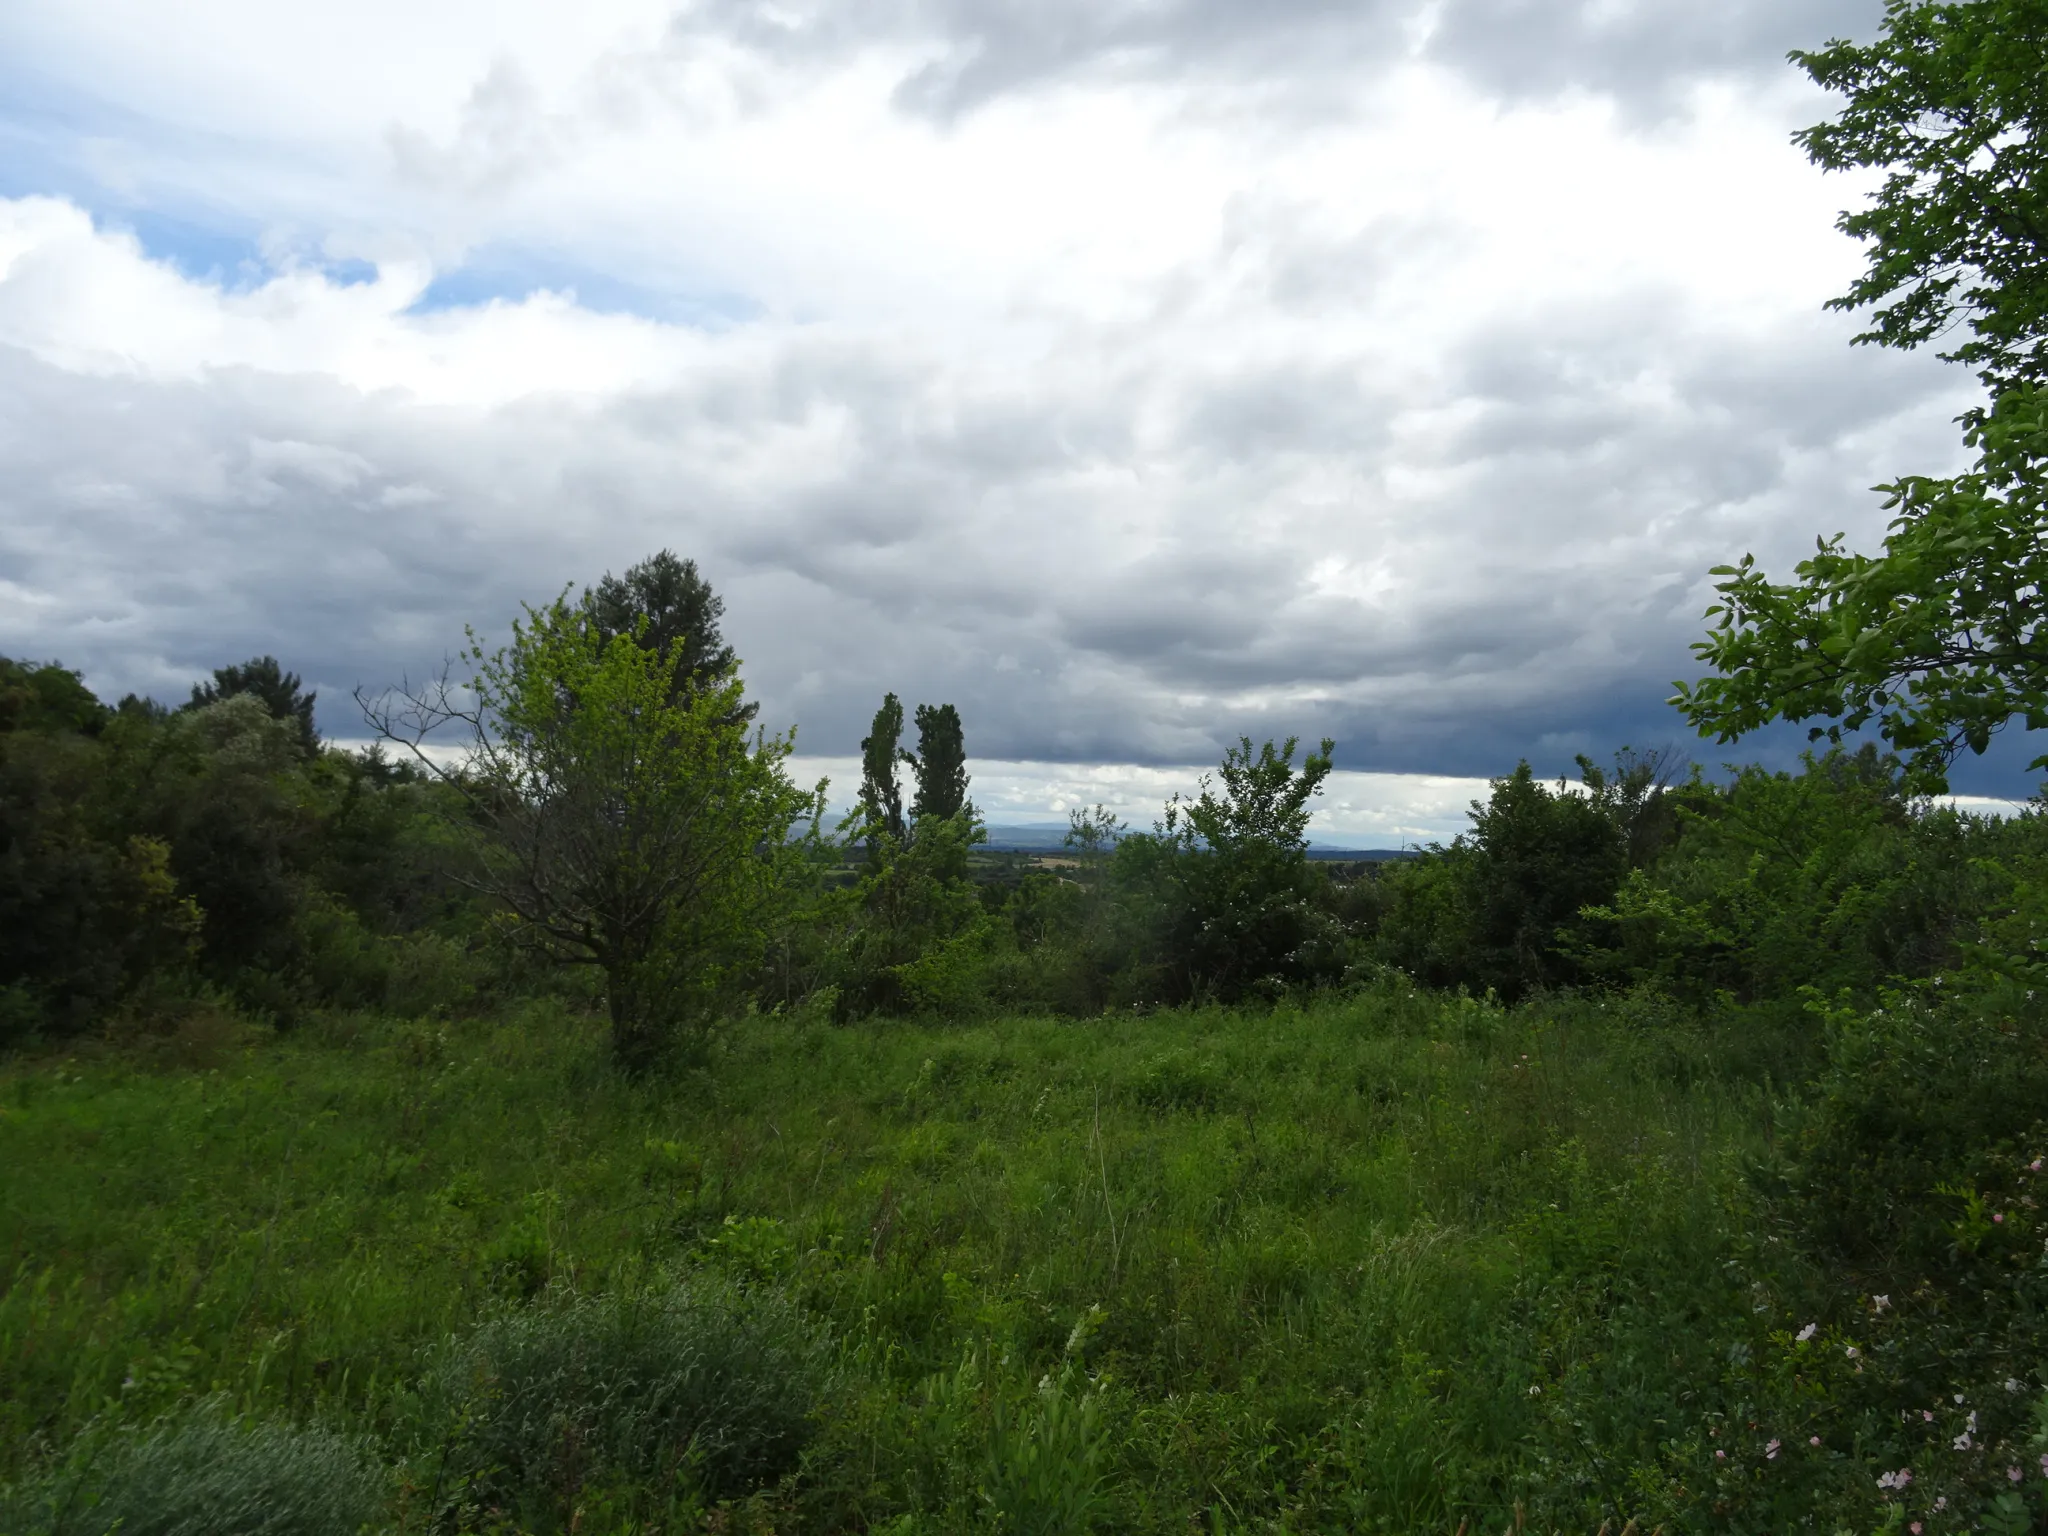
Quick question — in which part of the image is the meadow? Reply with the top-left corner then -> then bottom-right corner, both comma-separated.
11,978 -> 2009,1536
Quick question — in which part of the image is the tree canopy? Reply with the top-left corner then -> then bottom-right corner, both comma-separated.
1679,0 -> 2048,788
362,592 -> 817,1068
907,702 -> 970,824
1677,387 -> 2048,792
583,550 -> 757,725
189,656 -> 319,758
1793,0 -> 2048,397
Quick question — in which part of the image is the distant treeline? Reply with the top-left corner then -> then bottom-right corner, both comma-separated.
5,550 -> 2045,1060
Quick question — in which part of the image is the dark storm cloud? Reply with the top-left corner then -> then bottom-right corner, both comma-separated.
674,0 -> 1889,120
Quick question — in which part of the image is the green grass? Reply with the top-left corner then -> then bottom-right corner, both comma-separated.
1,987 -> 1800,1532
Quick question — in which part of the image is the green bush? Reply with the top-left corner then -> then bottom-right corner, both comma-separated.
0,1399 -> 380,1536
421,1279 -> 829,1527
1374,762 -> 1627,1000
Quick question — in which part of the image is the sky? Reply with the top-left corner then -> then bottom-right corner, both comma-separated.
0,0 -> 2021,843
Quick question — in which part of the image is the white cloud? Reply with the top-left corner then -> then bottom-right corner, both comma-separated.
1,0 -> 2024,803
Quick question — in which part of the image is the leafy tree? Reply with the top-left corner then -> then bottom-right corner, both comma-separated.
1376,761 -> 1627,1000
1677,387 -> 2048,792
362,594 -> 820,1068
1119,736 -> 1339,1002
1792,0 -> 2048,396
1575,745 -> 1685,868
857,693 -> 908,847
0,658 -> 110,737
908,702 -> 970,823
584,550 -> 757,725
189,656 -> 320,758
1679,2 -> 2048,790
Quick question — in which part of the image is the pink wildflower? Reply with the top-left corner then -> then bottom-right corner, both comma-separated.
1810,1436 -> 1821,1446
1766,1439 -> 1781,1459
2012,1466 -> 2026,1482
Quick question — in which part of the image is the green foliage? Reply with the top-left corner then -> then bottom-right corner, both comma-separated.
367,593 -> 820,1068
908,702 -> 970,824
1582,748 -> 2048,1005
0,729 -> 201,1042
859,693 -> 909,846
1111,736 -> 1343,1003
421,1281 -> 826,1527
582,549 -> 757,726
0,1397 -> 379,1536
0,658 -> 110,738
823,811 -> 987,1020
1793,0 -> 2048,394
1375,760 -> 1627,1000
188,656 -> 321,759
1677,387 -> 2048,792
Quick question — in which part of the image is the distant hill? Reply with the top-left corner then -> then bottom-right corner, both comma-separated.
977,824 -> 1416,861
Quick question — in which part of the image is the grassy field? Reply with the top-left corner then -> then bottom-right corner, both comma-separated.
1,989 -> 1841,1533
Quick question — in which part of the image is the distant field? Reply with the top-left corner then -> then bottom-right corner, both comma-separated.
0,988 -> 1838,1533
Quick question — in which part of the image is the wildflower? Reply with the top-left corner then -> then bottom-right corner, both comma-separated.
1797,1323 -> 1817,1342
1956,1394 -> 1967,1404
1873,1294 -> 1891,1311
1846,1346 -> 1861,1358
2032,1158 -> 2042,1172
2012,1467 -> 2026,1483
1715,1449 -> 1726,1461
1911,1523 -> 1923,1534
1953,1431 -> 1974,1450
1877,1469 -> 1913,1491
2008,1378 -> 2025,1393
1810,1436 -> 1821,1446
1935,1497 -> 1947,1512
1528,1385 -> 1540,1395
1995,1212 -> 2006,1223
1923,1410 -> 1935,1422
1766,1439 -> 1781,1459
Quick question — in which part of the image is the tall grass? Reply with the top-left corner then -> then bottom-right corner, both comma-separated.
0,985 -> 1791,1531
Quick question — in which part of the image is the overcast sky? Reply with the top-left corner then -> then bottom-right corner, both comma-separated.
0,0 -> 2017,839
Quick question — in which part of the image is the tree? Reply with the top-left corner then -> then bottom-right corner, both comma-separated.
907,702 -> 970,823
583,551 -> 757,725
0,658 -> 110,737
189,656 -> 320,758
857,694 -> 907,846
1678,1 -> 2048,788
361,593 -> 820,1069
1792,0 -> 2048,397
1676,386 -> 2048,792
1120,736 -> 1338,1002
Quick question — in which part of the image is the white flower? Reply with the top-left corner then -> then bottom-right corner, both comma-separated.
1797,1323 -> 1817,1342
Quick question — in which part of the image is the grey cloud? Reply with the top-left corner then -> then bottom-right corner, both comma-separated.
0,259 -> 1987,795
1426,0 -> 1886,115
670,0 -> 1886,121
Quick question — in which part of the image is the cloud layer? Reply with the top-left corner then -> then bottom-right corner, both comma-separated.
4,0 -> 2022,807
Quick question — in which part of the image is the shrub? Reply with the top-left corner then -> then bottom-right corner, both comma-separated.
421,1279 -> 829,1526
0,1398 -> 380,1536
